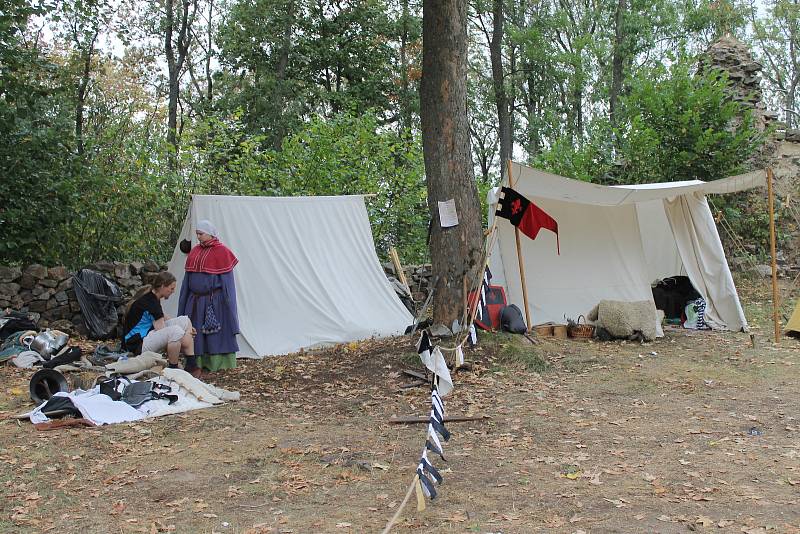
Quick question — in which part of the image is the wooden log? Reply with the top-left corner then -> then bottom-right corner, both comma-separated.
388,415 -> 490,424
401,369 -> 427,380
398,380 -> 427,389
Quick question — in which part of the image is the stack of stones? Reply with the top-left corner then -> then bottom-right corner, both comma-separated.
702,35 -> 779,134
383,263 -> 432,301
0,261 -> 165,335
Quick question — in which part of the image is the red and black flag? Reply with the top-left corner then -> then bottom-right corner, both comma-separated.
496,187 -> 559,254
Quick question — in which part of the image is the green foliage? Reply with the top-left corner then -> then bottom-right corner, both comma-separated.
262,111 -> 428,263
711,192 -> 791,260
0,0 -> 793,271
0,0 -> 82,265
216,0 -> 409,148
614,62 -> 762,183
533,61 -> 763,185
751,0 -> 800,128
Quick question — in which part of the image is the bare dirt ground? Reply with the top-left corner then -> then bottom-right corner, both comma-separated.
1,278 -> 799,534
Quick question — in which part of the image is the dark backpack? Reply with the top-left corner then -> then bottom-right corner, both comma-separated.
0,313 -> 37,342
120,333 -> 143,356
500,304 -> 527,334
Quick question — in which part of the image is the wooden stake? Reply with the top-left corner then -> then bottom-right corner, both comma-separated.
767,167 -> 780,343
507,159 -> 532,332
389,247 -> 410,292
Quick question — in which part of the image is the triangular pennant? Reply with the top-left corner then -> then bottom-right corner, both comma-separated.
425,439 -> 445,461
455,345 -> 464,366
427,423 -> 444,452
429,416 -> 451,441
416,467 -> 438,499
469,324 -> 477,347
420,456 -> 443,484
415,475 -> 427,511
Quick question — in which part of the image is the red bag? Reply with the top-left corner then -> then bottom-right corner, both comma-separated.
469,285 -> 507,331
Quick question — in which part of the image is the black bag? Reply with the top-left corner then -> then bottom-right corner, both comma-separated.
98,376 -> 129,401
121,333 -> 143,356
0,312 -> 37,342
500,304 -> 527,334
121,381 -> 177,408
98,376 -> 177,407
71,269 -> 123,339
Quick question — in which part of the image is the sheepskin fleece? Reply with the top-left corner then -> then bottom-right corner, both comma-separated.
587,300 -> 661,341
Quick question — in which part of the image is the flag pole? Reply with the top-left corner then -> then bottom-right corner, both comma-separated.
507,159 -> 533,332
767,167 -> 780,343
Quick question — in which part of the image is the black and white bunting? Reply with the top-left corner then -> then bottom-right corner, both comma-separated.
468,324 -> 477,348
413,332 -> 453,506
475,267 -> 492,324
416,331 -> 453,396
416,386 -> 450,500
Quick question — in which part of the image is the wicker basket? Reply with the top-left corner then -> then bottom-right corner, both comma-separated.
568,315 -> 595,339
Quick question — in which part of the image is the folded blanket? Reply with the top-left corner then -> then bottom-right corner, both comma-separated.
161,367 -> 241,403
105,351 -> 166,374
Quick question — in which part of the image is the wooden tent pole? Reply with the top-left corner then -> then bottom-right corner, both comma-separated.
767,167 -> 780,343
507,159 -> 533,332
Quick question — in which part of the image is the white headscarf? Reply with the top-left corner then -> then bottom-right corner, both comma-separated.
196,219 -> 218,237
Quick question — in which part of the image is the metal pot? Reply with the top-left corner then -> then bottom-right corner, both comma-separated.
29,330 -> 69,360
29,369 -> 69,404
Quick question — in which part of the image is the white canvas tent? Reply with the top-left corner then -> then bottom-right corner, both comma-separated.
488,162 -> 768,332
163,194 -> 413,358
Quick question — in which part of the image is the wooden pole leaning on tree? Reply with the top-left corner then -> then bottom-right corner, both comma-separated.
767,167 -> 780,343
389,247 -> 410,292
507,159 -> 533,332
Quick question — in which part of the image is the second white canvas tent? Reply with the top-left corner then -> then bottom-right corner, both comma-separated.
488,162 -> 767,332
163,194 -> 413,358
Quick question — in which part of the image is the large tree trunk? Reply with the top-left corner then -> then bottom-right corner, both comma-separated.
399,0 -> 413,135
74,32 -> 97,157
490,0 -> 512,170
271,0 -> 294,150
164,0 -> 194,169
609,0 -> 626,127
421,0 -> 483,328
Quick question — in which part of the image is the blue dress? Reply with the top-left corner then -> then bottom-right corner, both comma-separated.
178,271 -> 240,356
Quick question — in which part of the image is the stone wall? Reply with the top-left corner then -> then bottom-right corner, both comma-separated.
383,263 -> 432,301
0,261 -> 165,335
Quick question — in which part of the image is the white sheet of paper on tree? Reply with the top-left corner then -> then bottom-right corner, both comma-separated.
438,199 -> 459,228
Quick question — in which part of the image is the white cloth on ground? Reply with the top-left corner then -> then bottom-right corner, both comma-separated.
29,390 -> 146,425
11,350 -> 44,368
27,373 -> 239,425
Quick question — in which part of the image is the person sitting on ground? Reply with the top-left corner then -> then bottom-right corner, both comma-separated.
122,271 -> 195,369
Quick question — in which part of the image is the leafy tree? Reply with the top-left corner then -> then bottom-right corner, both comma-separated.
0,0 -> 82,264
750,0 -> 800,128
217,0 -> 405,149
534,61 -> 763,186
614,62 -> 762,184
